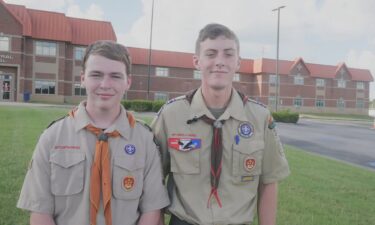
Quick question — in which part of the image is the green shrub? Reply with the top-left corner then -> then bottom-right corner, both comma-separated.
122,100 -> 131,110
129,100 -> 153,112
152,100 -> 165,112
272,109 -> 299,123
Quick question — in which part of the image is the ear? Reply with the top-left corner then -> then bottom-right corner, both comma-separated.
126,75 -> 132,89
193,54 -> 200,70
236,56 -> 241,71
80,71 -> 85,87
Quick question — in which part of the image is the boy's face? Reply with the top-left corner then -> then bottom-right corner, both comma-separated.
193,35 -> 240,92
81,54 -> 131,112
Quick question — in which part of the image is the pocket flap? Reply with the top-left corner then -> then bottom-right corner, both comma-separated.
233,140 -> 264,154
114,156 -> 144,171
50,151 -> 85,168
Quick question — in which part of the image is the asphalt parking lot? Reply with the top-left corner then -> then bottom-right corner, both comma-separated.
277,118 -> 375,170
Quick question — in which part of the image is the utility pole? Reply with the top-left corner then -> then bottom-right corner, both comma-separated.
272,5 -> 285,112
147,0 -> 155,100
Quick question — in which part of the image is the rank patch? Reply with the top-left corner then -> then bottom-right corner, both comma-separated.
241,175 -> 254,182
238,122 -> 254,138
168,138 -> 201,151
124,144 -> 136,155
244,156 -> 256,172
123,176 -> 135,191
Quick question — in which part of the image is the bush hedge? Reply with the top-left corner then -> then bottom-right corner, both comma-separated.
122,100 -> 166,112
272,109 -> 299,123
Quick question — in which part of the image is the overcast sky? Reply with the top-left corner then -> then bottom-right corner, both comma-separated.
5,0 -> 375,100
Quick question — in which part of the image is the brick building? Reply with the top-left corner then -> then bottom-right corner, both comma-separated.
1,0 -> 373,114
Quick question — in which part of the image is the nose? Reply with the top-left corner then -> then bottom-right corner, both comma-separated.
100,75 -> 112,89
215,54 -> 225,68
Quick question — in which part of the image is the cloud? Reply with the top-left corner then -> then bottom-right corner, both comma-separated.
4,0 -> 104,21
4,0 -> 66,12
66,2 -> 104,20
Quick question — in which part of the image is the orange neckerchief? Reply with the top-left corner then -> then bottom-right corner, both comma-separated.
69,108 -> 136,225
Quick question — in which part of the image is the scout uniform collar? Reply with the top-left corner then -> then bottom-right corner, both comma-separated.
187,87 -> 248,122
70,101 -> 135,140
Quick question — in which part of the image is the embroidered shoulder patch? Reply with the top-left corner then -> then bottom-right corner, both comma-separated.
247,98 -> 268,108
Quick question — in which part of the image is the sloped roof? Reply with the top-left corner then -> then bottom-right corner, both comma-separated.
3,1 -> 116,45
254,58 -> 373,82
128,47 -> 253,73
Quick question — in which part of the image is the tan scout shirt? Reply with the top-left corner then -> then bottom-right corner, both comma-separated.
17,102 -> 169,225
151,88 -> 290,225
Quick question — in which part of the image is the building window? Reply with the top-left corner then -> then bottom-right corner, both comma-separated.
316,99 -> 325,107
233,73 -> 240,82
294,74 -> 304,85
293,97 -> 303,107
36,41 -> 57,56
356,82 -> 364,90
337,79 -> 346,88
193,70 -> 201,79
75,47 -> 86,60
269,74 -> 277,85
155,67 -> 169,77
0,36 -> 10,51
268,96 -> 276,107
316,78 -> 325,87
35,80 -> 56,94
356,99 -> 364,108
337,98 -> 345,108
74,83 -> 86,96
154,92 -> 168,101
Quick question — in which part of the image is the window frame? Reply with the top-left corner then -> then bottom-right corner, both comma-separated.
0,36 -> 10,52
74,47 -> 86,61
35,41 -> 57,57
154,92 -> 168,101
193,70 -> 201,79
155,67 -> 169,77
74,83 -> 86,96
316,78 -> 325,87
34,80 -> 56,95
294,74 -> 304,85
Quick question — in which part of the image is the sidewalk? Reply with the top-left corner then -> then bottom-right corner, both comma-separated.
0,101 -> 74,108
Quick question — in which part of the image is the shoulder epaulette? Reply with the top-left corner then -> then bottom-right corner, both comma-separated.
247,98 -> 268,109
166,95 -> 186,105
135,119 -> 152,132
46,115 -> 67,129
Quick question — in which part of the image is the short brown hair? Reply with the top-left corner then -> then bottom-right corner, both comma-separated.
195,23 -> 240,54
82,40 -> 132,75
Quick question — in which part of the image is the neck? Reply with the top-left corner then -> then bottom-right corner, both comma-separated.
85,103 -> 121,129
201,86 -> 232,109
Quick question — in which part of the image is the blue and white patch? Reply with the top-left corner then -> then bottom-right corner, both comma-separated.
124,144 -> 136,155
238,122 -> 254,138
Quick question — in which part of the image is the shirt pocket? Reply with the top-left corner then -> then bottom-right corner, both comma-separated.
232,140 -> 264,184
169,147 -> 200,174
112,156 -> 144,200
50,151 -> 85,196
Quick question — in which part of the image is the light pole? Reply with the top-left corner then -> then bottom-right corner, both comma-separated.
272,5 -> 285,112
147,0 -> 155,100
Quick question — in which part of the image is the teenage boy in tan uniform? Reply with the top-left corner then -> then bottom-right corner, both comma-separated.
152,24 -> 290,225
17,40 -> 169,225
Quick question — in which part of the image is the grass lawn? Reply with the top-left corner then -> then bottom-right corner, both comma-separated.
1,105 -> 374,225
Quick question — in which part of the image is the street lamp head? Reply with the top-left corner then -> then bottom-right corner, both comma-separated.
272,5 -> 286,11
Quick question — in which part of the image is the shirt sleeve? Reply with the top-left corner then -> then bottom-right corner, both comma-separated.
139,131 -> 170,213
260,113 -> 290,184
17,131 -> 55,214
151,113 -> 170,177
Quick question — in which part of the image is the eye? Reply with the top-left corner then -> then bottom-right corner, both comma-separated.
111,74 -> 124,79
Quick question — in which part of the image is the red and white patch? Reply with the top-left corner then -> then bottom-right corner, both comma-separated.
123,176 -> 135,191
168,137 -> 201,151
244,156 -> 256,172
